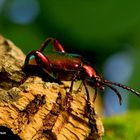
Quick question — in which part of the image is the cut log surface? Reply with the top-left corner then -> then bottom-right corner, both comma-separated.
0,35 -> 104,140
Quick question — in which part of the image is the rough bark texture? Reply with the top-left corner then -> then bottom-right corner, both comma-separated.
0,35 -> 104,140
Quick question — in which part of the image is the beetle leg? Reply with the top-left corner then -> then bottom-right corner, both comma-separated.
83,80 -> 98,132
65,72 -> 80,112
39,38 -> 54,52
23,50 -> 58,82
93,86 -> 97,103
76,81 -> 83,93
69,80 -> 74,93
53,39 -> 65,52
35,51 -> 51,71
65,73 -> 79,113
83,80 -> 90,101
22,51 -> 38,83
79,79 -> 97,103
39,37 -> 65,53
24,51 -> 36,66
69,71 -> 80,92
69,77 -> 76,92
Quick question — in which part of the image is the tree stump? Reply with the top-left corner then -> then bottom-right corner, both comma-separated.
0,35 -> 104,140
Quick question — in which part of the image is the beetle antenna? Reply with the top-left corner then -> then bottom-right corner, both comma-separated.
98,80 -> 122,105
92,77 -> 122,105
103,80 -> 140,98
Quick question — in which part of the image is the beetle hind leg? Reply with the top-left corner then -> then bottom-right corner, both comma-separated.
39,37 -> 65,53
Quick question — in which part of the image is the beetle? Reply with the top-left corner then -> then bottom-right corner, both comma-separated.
23,37 -> 140,106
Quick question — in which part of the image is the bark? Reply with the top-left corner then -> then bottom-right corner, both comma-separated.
0,35 -> 104,140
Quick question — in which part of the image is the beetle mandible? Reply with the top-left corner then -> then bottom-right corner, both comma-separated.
23,37 -> 140,105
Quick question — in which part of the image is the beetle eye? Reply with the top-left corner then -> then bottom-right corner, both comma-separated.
29,55 -> 37,65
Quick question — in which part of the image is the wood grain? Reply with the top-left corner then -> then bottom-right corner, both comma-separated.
0,35 -> 104,140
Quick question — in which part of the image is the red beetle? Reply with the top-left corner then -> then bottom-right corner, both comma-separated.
23,38 -> 140,105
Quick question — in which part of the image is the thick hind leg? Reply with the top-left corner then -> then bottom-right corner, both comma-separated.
39,38 -> 65,53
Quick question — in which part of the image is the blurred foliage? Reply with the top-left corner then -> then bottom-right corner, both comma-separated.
40,0 -> 140,49
129,51 -> 140,110
0,1 -> 140,54
103,111 -> 140,140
